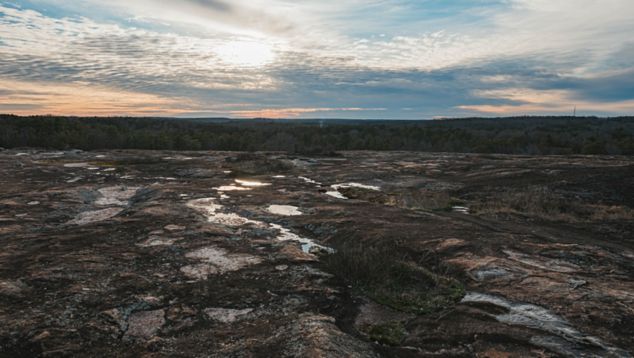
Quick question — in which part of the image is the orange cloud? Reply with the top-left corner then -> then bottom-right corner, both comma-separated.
0,79 -> 194,116
459,88 -> 634,115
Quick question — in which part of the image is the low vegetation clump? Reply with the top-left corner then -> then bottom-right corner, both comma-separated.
367,322 -> 407,346
472,185 -> 634,222
322,240 -> 465,315
341,188 -> 461,212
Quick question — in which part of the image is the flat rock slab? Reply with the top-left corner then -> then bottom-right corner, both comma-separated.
125,309 -> 165,340
181,246 -> 263,279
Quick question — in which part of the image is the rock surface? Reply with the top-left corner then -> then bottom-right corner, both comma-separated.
1,149 -> 633,357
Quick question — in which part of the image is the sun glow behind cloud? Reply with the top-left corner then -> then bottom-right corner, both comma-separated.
214,40 -> 276,68
0,0 -> 633,118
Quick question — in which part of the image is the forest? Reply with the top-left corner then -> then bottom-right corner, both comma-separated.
1,114 -> 633,155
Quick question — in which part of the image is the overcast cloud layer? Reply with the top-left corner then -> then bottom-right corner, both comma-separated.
1,0 -> 633,118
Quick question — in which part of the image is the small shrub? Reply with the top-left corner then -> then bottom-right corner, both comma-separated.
368,322 -> 407,346
322,240 -> 465,314
472,186 -> 634,223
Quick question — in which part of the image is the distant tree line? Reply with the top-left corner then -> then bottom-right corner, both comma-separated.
1,114 -> 633,155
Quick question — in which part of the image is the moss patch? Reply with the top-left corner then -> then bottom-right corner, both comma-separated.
368,321 -> 407,346
322,240 -> 465,315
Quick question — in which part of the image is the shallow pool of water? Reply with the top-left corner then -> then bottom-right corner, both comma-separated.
270,223 -> 334,254
299,176 -> 321,185
325,191 -> 348,200
452,206 -> 470,214
461,292 -> 627,356
187,198 -> 264,227
235,179 -> 272,187
331,182 -> 381,191
214,185 -> 251,192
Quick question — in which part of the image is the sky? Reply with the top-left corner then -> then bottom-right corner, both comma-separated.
1,0 -> 633,119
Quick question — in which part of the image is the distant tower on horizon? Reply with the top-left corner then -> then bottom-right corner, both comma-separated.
573,105 -> 577,117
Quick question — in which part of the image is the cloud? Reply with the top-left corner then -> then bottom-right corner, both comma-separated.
459,88 -> 634,116
0,79 -> 194,116
1,1 -> 633,118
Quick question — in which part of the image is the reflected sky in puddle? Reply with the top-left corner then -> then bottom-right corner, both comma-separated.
214,185 -> 251,192
235,179 -> 271,187
462,292 -> 628,356
331,182 -> 381,191
186,198 -> 265,227
326,182 -> 381,200
299,176 -> 321,185
325,191 -> 348,200
270,223 -> 334,254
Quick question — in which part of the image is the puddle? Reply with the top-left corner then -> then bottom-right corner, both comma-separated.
213,179 -> 271,193
181,246 -> 262,279
299,176 -> 321,185
270,223 -> 334,254
15,152 -> 29,156
67,177 -> 83,183
326,182 -> 381,200
68,207 -> 124,225
452,206 -> 470,214
273,175 -> 286,178
235,179 -> 271,187
461,292 -> 628,356
186,198 -> 264,227
27,201 -> 40,206
325,191 -> 348,200
267,205 -> 303,216
204,308 -> 253,323
214,185 -> 251,192
332,183 -> 381,191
